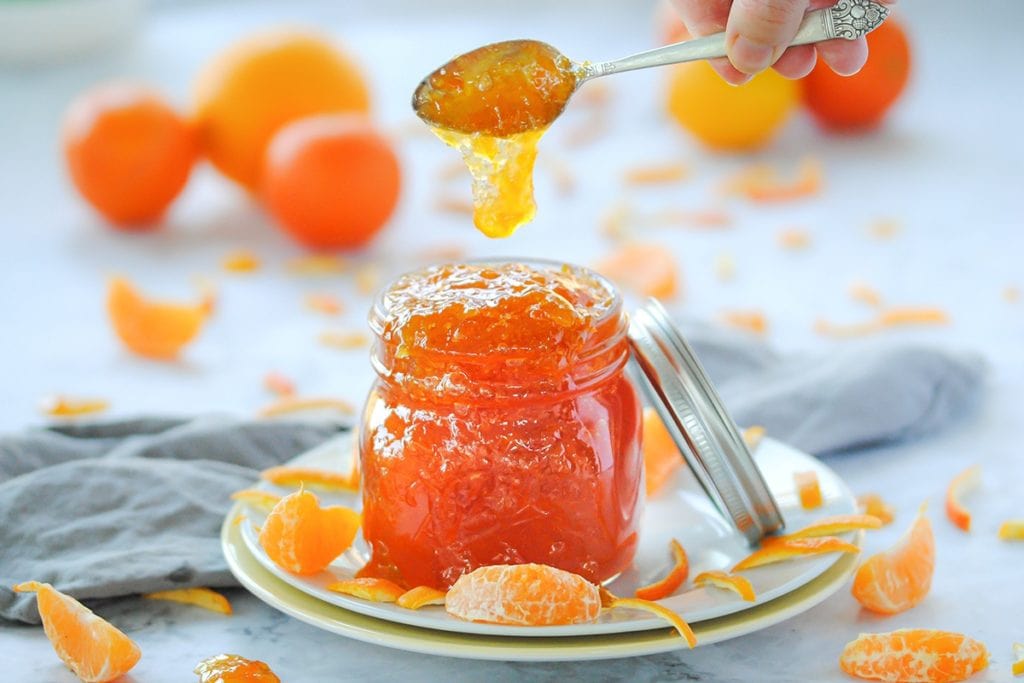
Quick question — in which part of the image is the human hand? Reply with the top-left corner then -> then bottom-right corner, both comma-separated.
670,0 -> 878,85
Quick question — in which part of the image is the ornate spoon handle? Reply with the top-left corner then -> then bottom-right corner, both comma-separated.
578,0 -> 889,82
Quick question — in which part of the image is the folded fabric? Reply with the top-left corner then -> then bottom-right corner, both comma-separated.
0,417 -> 343,624
0,327 -> 984,624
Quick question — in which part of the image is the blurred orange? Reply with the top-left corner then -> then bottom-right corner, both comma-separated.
63,83 -> 197,227
193,30 -> 370,191
262,115 -> 400,250
666,61 -> 798,151
801,19 -> 911,131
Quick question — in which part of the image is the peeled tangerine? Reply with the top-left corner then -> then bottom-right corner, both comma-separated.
840,630 -> 988,683
12,582 -> 141,683
258,488 -> 360,575
107,277 -> 209,360
852,506 -> 934,615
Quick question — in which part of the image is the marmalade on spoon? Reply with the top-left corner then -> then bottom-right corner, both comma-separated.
359,261 -> 643,589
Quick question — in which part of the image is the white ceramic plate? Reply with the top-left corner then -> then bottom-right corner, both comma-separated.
233,433 -> 860,638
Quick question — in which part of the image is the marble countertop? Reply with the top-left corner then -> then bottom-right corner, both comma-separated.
2,0 -> 1022,680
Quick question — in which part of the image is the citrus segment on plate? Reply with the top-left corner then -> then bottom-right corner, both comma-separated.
258,488 -> 360,575
851,505 -> 934,615
634,539 -> 688,601
692,571 -> 755,603
13,581 -> 141,683
945,465 -> 980,532
445,564 -> 600,626
839,629 -> 988,683
733,536 -> 859,572
144,587 -> 232,615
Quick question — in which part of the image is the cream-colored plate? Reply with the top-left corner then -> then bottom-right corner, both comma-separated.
225,434 -> 862,649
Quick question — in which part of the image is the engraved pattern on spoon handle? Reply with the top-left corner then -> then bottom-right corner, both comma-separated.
579,0 -> 888,82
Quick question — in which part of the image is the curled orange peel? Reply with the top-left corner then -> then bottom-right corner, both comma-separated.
1013,643 -> 1024,677
305,293 -> 343,316
733,536 -> 859,572
107,276 -> 210,360
260,465 -> 358,492
396,586 -> 447,610
606,596 -> 697,648
795,470 -> 823,510
998,520 -> 1024,541
144,587 -> 232,615
693,570 -> 756,602
327,578 -> 406,603
946,465 -> 981,532
763,514 -> 883,546
230,488 -> 282,511
857,493 -> 896,526
635,538 -> 689,601
40,396 -> 109,418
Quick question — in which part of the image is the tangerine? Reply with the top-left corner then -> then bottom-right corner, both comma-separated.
258,488 -> 360,575
107,277 -> 210,360
839,629 -> 988,683
851,505 -> 934,615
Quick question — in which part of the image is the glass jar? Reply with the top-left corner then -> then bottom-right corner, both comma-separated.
358,260 -> 643,589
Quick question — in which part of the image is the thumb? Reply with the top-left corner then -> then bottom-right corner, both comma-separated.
726,0 -> 810,74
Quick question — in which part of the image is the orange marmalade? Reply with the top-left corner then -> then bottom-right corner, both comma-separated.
359,261 -> 643,589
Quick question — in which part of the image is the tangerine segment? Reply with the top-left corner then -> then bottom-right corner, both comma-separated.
634,539 -> 689,601
107,277 -> 209,360
732,536 -> 859,572
765,514 -> 883,545
195,654 -> 280,683
257,489 -> 360,575
326,578 -> 405,602
144,587 -> 232,615
13,581 -> 141,683
693,570 -> 756,602
431,127 -> 543,238
258,396 -> 356,418
858,494 -> 896,526
594,243 -> 680,300
641,408 -> 682,496
607,598 -> 697,649
946,465 -> 980,532
396,586 -> 447,610
445,564 -> 600,626
851,506 -> 934,615
795,470 -> 823,510
260,465 -> 358,492
1013,643 -> 1024,677
839,629 -> 988,683
413,40 -> 577,137
230,488 -> 282,511
998,520 -> 1024,541
40,396 -> 109,418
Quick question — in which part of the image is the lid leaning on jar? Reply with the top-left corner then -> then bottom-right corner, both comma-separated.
627,298 -> 784,545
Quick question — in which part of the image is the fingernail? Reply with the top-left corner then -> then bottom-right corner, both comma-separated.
728,35 -> 775,74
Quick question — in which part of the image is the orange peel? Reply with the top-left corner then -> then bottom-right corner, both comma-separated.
285,254 -> 349,276
594,243 -> 680,300
815,307 -> 950,338
945,465 -> 980,532
719,310 -> 767,335
396,586 -> 447,610
258,396 -> 356,419
222,249 -> 261,273
606,596 -> 697,648
742,425 -> 766,450
857,493 -> 896,526
998,520 -> 1024,541
795,470 -> 823,510
13,581 -> 141,683
764,514 -> 883,545
1013,643 -> 1024,677
623,163 -> 689,185
144,587 -> 232,615
263,371 -> 296,397
230,488 -> 282,511
260,465 -> 358,492
851,505 -> 934,615
777,229 -> 811,250
107,276 -> 209,360
318,330 -> 370,350
40,396 -> 109,418
304,293 -> 343,315
326,578 -> 406,602
733,536 -> 859,571
693,570 -> 755,602
839,629 -> 988,683
634,538 -> 688,601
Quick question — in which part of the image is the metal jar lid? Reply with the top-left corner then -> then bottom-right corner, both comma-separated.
627,298 -> 784,544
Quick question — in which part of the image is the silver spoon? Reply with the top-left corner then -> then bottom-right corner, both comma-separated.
413,0 -> 889,137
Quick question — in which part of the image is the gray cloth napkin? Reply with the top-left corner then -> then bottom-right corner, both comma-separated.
0,330 -> 984,625
0,417 -> 343,624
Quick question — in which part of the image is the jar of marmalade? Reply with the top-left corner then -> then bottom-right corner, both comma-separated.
358,260 -> 643,589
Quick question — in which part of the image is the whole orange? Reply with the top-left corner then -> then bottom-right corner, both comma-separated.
262,115 -> 400,250
801,19 -> 911,130
193,30 -> 370,191
666,61 -> 798,151
63,83 -> 197,227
